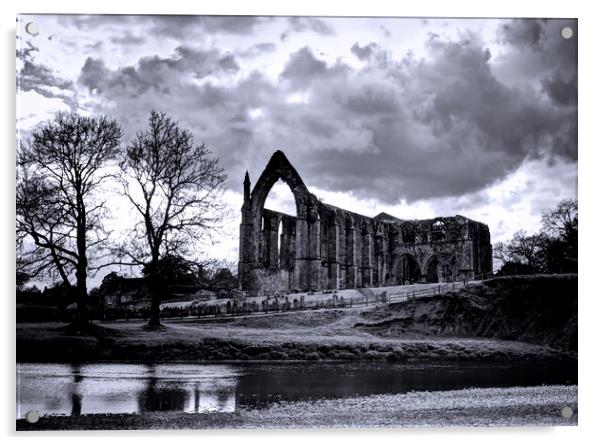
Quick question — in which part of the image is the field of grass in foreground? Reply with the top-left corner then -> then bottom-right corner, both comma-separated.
17,384 -> 577,430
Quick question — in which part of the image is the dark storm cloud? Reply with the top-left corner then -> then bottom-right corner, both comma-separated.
280,47 -> 348,89
57,14 -> 140,31
277,28 -> 576,202
340,84 -> 400,115
498,18 -> 544,49
64,19 -> 575,204
78,45 -> 239,95
497,19 -> 577,112
287,17 -> 334,35
280,47 -> 327,84
58,14 -> 266,38
541,71 -> 577,106
110,31 -> 146,46
150,15 -> 268,39
238,42 -> 277,58
17,41 -> 78,111
78,58 -> 111,93
350,42 -> 379,61
280,17 -> 334,41
73,44 -> 278,191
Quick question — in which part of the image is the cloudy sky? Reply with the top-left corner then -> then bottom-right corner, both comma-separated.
16,15 -> 577,277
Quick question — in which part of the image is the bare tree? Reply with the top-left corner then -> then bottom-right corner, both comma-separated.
496,200 -> 578,275
541,199 -> 578,272
16,112 -> 122,329
495,230 -> 545,272
118,111 -> 226,327
493,241 -> 510,264
542,199 -> 578,240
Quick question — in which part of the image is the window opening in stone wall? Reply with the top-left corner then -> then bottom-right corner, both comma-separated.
277,219 -> 284,269
431,220 -> 445,242
264,179 -> 297,216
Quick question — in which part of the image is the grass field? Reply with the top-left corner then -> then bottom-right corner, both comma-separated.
16,275 -> 577,362
16,310 -> 567,362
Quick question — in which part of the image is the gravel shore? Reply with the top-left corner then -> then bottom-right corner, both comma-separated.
17,384 -> 577,430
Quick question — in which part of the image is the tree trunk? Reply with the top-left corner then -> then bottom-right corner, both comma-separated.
148,289 -> 161,327
146,255 -> 162,328
75,199 -> 89,329
75,278 -> 89,328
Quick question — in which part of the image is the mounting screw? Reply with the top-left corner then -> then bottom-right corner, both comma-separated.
25,410 -> 40,424
560,406 -> 574,419
561,26 -> 574,40
25,22 -> 39,36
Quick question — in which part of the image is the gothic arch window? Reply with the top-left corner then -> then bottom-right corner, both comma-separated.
401,224 -> 416,243
264,179 -> 297,217
431,220 -> 445,242
394,253 -> 421,284
250,151 -> 310,222
277,219 -> 284,269
425,255 -> 440,282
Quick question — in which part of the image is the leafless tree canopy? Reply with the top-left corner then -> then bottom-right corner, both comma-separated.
118,111 -> 227,326
16,112 -> 122,325
542,199 -> 578,240
494,199 -> 577,275
494,230 -> 544,270
119,111 -> 227,265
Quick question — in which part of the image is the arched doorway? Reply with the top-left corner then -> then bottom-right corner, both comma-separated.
431,253 -> 457,282
395,254 -> 421,284
425,256 -> 440,283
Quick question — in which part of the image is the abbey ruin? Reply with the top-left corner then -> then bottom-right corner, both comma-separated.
238,151 -> 492,295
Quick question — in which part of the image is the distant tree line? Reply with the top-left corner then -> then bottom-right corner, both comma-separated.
494,199 -> 577,275
16,111 -> 227,330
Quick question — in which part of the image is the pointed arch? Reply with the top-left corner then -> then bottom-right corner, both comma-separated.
391,253 -> 421,284
424,255 -> 440,283
250,150 -> 311,220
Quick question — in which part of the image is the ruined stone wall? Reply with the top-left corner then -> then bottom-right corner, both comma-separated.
239,151 -> 493,295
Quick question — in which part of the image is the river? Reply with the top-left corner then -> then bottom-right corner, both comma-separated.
16,360 -> 577,418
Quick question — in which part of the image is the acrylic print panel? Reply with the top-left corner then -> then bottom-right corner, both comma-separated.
16,14 -> 577,430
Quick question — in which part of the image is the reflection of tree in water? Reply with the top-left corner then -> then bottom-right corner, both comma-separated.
137,364 -> 189,412
194,386 -> 200,413
214,389 -> 233,411
69,363 -> 83,416
192,384 -> 234,413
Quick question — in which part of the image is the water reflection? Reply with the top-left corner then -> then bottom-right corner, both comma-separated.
16,360 -> 576,418
70,363 -> 83,416
234,360 -> 577,408
17,363 -> 239,417
137,364 -> 189,412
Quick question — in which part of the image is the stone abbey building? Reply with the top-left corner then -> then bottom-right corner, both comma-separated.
238,151 -> 492,295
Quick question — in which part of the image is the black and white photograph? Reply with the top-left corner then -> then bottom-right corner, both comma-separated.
15,13 -> 577,430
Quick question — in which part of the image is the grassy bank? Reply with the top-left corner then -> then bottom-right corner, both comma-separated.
16,275 -> 577,363
358,274 -> 578,352
15,318 -> 570,363
17,384 -> 577,430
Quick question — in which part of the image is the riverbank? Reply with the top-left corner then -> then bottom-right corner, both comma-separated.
16,275 -> 577,363
17,384 -> 577,430
16,318 -> 570,363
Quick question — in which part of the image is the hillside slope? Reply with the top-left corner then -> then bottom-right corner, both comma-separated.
357,274 -> 577,352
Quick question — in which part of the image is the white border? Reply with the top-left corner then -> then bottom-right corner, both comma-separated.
3,0 -> 601,443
